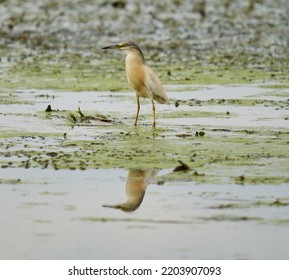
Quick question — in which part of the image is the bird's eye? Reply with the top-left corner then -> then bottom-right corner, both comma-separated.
119,42 -> 126,47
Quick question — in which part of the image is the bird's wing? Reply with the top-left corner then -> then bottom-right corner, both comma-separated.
145,65 -> 169,104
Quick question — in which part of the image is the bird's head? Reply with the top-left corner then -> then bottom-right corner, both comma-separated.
102,41 -> 145,61
102,41 -> 135,50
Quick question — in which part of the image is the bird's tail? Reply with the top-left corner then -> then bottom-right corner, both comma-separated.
154,94 -> 169,104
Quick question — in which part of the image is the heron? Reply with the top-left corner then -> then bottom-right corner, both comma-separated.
102,41 -> 169,127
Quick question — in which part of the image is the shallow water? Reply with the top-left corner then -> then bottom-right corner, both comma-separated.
1,84 -> 288,133
1,168 -> 289,260
1,84 -> 289,259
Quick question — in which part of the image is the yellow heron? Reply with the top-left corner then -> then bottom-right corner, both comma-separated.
102,41 -> 169,126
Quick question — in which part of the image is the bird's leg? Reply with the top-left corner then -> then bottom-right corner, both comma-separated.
151,100 -> 156,127
134,97 -> 140,126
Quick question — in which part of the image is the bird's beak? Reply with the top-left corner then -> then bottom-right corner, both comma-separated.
102,44 -> 121,50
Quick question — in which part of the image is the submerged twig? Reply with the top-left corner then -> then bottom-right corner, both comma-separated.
67,106 -> 113,125
173,160 -> 190,172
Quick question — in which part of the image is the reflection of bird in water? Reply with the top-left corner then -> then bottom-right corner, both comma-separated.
102,41 -> 169,127
103,169 -> 158,212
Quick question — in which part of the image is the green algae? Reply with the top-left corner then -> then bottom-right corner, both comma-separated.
260,84 -> 289,90
1,121 -> 288,185
1,57 -> 128,92
78,216 -> 191,225
174,97 -> 289,109
0,131 -> 63,140
0,92 -> 33,105
212,198 -> 289,210
0,178 -> 22,185
161,110 -> 228,119
2,56 -> 289,92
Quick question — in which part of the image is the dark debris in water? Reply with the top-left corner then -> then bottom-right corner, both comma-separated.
68,107 -> 114,126
195,131 -> 205,137
45,105 -> 53,112
173,160 -> 190,172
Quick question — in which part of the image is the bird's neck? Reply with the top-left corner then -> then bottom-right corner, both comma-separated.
125,50 -> 145,65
